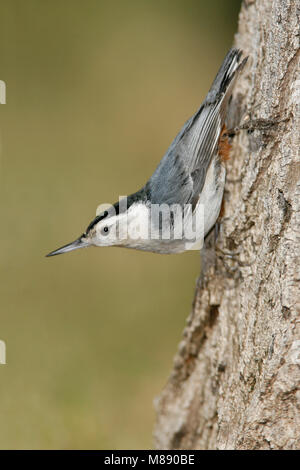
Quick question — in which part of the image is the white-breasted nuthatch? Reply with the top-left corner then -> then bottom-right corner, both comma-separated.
47,49 -> 247,257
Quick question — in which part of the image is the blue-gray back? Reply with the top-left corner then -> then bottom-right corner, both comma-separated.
147,49 -> 246,207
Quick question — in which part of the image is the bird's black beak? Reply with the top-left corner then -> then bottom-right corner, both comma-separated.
46,235 -> 89,257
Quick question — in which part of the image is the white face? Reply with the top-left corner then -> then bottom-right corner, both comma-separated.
89,200 -> 206,253
91,203 -> 151,248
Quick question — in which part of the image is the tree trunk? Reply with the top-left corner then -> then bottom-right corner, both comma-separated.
154,0 -> 300,450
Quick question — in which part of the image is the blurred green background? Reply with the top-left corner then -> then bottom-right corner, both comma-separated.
0,0 -> 241,449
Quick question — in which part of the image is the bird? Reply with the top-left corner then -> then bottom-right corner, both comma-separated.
46,48 -> 247,257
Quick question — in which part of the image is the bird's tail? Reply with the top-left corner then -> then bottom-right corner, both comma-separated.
205,48 -> 247,106
182,48 -> 247,183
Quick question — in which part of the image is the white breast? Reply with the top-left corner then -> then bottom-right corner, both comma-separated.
197,159 -> 226,237
117,160 -> 225,254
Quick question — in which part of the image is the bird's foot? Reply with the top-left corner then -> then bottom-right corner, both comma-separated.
216,246 -> 255,268
225,114 -> 288,137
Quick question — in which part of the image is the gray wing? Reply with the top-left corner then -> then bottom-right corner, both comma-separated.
148,150 -> 196,205
148,99 -> 223,206
147,49 -> 246,206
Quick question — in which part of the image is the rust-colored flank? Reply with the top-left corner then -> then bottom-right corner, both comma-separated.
218,125 -> 232,162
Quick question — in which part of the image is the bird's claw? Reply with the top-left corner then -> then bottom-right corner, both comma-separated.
225,115 -> 287,137
216,246 -> 255,268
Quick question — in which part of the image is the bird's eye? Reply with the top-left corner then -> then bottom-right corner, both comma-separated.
101,226 -> 109,236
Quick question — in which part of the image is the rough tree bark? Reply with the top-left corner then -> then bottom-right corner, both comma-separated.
154,0 -> 300,450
